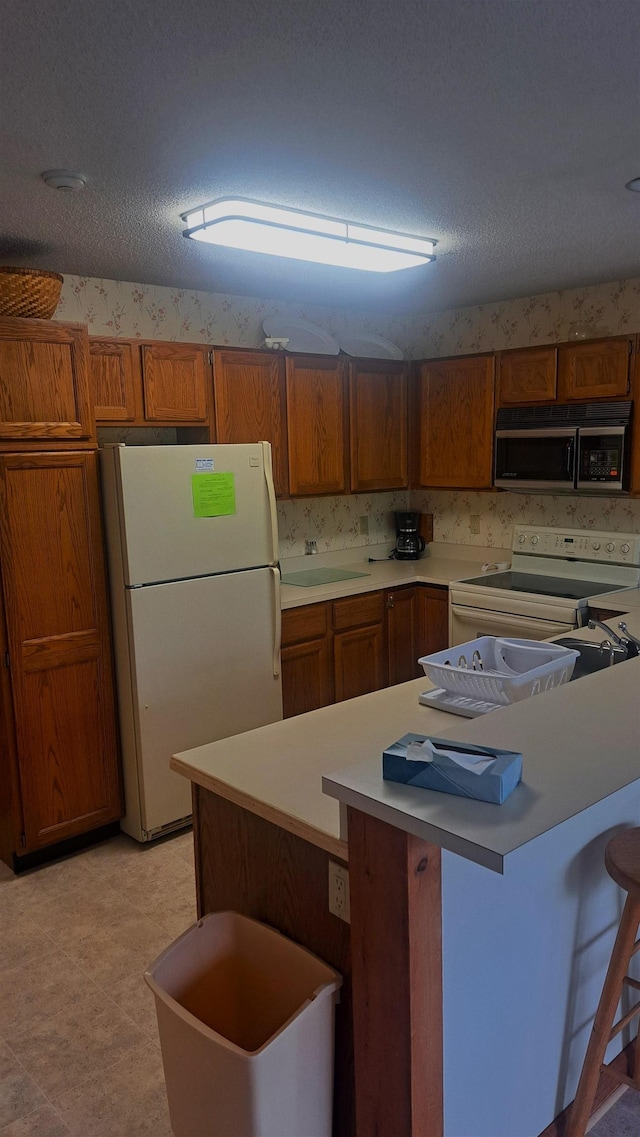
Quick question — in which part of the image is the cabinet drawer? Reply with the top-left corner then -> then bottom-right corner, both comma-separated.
332,591 -> 384,631
281,603 -> 328,647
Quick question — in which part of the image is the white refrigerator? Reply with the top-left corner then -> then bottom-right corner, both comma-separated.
100,442 -> 282,842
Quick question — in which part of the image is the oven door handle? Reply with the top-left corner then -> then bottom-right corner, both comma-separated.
450,604 -> 575,638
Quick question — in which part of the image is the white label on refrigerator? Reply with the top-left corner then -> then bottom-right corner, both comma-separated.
195,458 -> 214,471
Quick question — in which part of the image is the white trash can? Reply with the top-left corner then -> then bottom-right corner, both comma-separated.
145,911 -> 342,1137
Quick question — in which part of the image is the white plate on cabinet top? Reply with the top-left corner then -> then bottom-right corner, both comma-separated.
263,317 -> 340,355
337,332 -> 404,360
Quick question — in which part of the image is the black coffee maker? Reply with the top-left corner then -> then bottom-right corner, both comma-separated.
393,511 -> 425,560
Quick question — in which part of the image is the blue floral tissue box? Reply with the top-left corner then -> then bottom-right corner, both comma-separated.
382,733 -> 523,804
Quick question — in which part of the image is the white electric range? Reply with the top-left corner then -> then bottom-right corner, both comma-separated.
449,526 -> 640,646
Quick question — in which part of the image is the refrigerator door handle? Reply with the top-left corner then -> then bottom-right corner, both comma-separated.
270,566 -> 282,676
261,442 -> 279,565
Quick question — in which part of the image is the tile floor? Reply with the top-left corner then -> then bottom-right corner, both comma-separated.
0,830 -> 196,1136
1,829 -> 638,1136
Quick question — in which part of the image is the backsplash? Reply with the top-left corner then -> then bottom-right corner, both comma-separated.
411,490 -> 640,549
277,492 -> 407,558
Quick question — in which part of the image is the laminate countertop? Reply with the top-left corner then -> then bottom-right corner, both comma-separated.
278,541 -> 508,608
172,601 -> 640,873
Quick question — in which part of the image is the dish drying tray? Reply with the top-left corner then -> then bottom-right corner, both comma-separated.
418,637 -> 579,718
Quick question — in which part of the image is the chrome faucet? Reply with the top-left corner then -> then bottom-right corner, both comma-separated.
587,619 -> 626,645
587,619 -> 639,660
617,622 -> 640,654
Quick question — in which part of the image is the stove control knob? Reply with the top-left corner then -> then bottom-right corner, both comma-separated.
592,542 -> 601,551
530,535 -> 539,545
518,534 -> 526,544
621,543 -> 630,554
606,542 -> 615,553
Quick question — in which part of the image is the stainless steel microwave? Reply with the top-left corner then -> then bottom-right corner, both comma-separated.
494,401 -> 632,493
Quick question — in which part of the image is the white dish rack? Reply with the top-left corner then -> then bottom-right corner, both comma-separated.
418,637 -> 579,717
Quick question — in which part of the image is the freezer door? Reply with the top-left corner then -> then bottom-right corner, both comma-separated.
101,442 -> 278,585
121,568 -> 282,838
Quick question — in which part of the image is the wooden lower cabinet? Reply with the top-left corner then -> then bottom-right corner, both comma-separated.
281,604 -> 334,718
0,450 -> 122,863
333,593 -> 386,702
281,584 -> 449,717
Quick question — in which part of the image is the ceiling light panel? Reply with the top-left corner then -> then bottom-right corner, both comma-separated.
182,199 -> 436,273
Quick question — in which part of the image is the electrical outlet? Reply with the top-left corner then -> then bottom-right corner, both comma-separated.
469,514 -> 481,535
359,515 -> 369,536
328,861 -> 350,923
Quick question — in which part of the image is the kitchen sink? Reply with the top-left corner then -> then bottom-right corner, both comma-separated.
555,638 -> 633,680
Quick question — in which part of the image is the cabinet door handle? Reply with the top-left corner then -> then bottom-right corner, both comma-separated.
386,595 -> 395,608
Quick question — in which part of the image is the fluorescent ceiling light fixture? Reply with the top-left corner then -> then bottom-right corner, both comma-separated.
182,198 -> 436,272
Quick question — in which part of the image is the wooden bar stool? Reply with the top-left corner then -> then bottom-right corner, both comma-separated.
567,827 -> 640,1137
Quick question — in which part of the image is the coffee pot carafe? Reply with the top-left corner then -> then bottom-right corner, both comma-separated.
393,511 -> 426,560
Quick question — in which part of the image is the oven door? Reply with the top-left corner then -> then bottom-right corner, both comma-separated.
494,429 -> 576,491
449,603 -> 576,647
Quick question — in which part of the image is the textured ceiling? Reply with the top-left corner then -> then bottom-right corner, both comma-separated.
1,0 -> 639,314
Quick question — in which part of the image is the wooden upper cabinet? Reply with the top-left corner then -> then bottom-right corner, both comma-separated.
0,318 -> 94,445
141,342 -> 210,422
0,451 -> 121,851
213,350 -> 289,496
89,337 -> 143,422
558,338 -> 633,401
286,355 -> 348,495
349,360 -> 408,491
417,354 -> 495,488
497,346 -> 557,406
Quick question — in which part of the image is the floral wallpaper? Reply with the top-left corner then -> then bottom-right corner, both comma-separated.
411,490 -> 640,549
64,272 -> 640,553
56,273 -> 640,360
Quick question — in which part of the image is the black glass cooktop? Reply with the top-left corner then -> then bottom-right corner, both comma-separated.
458,571 -> 622,601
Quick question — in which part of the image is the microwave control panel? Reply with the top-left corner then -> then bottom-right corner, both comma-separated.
512,526 -> 640,566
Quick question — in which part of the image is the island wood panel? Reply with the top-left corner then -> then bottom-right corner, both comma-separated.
286,355 -> 348,495
347,807 -> 443,1137
193,785 -> 354,1137
141,342 -> 210,422
558,337 -> 633,401
348,360 -> 408,491
89,337 -> 143,422
417,354 -> 495,488
497,345 -> 558,405
0,451 -> 122,850
0,318 -> 94,444
0,591 -> 22,865
213,349 -> 289,496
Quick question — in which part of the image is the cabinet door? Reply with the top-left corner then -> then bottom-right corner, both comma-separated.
141,342 -> 210,422
0,452 -> 122,851
281,638 -> 334,717
558,338 -> 632,401
332,592 -> 386,701
214,350 -> 289,496
0,318 -> 93,443
418,585 -> 449,657
334,625 -> 386,702
349,360 -> 408,491
89,337 -> 143,422
286,356 -> 348,495
386,587 -> 422,685
417,355 -> 495,488
497,347 -> 557,405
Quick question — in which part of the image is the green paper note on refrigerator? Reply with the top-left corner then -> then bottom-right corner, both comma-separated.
191,472 -> 236,517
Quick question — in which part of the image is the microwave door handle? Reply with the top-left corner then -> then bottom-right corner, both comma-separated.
567,437 -> 575,481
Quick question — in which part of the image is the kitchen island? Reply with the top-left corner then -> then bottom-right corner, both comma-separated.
172,609 -> 640,1137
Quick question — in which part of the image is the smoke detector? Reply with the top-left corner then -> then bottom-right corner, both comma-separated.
42,169 -> 86,191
